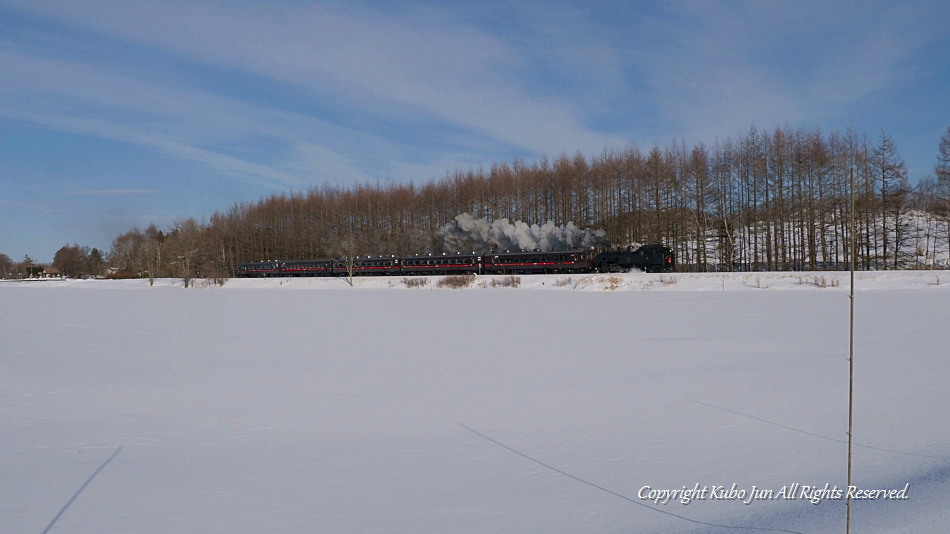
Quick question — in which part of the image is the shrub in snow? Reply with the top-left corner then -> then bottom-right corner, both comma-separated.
403,277 -> 429,288
489,275 -> 520,288
436,274 -> 476,289
603,276 -> 623,291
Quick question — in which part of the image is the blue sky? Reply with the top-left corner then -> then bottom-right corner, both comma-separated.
2,1 -> 949,263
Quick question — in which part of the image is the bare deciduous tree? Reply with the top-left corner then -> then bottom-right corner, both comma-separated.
98,125 -> 950,276
0,252 -> 14,279
337,236 -> 361,287
873,132 -> 910,269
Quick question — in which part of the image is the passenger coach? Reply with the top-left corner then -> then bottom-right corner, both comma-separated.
234,245 -> 674,278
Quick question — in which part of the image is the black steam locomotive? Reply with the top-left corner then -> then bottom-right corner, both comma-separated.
234,245 -> 674,278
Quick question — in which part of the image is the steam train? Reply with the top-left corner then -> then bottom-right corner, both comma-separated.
234,244 -> 674,278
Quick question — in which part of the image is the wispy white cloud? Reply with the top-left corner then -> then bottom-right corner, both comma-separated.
65,189 -> 158,195
0,44 -> 400,188
3,1 -> 630,170
623,1 -> 949,143
1,0 -> 948,192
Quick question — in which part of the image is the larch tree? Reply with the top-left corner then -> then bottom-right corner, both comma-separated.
934,126 -> 950,256
936,126 -> 950,185
872,132 -> 910,269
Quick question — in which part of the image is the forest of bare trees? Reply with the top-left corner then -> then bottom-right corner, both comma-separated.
89,124 -> 950,279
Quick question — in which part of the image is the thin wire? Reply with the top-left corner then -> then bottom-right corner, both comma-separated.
689,400 -> 949,461
41,446 -> 123,534
460,424 -> 804,534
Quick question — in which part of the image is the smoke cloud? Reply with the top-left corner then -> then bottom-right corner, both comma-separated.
438,213 -> 608,253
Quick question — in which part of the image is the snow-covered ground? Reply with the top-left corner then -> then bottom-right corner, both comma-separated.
1,272 -> 948,533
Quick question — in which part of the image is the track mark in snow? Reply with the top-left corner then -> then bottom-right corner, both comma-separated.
690,399 -> 950,460
460,424 -> 804,534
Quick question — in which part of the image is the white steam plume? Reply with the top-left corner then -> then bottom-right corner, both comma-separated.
439,213 -> 608,253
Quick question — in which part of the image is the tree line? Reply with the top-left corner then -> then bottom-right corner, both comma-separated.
0,254 -> 41,279
0,246 -> 106,279
5,124 -> 949,280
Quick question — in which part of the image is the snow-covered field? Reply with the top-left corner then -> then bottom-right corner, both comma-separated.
2,272 -> 948,533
